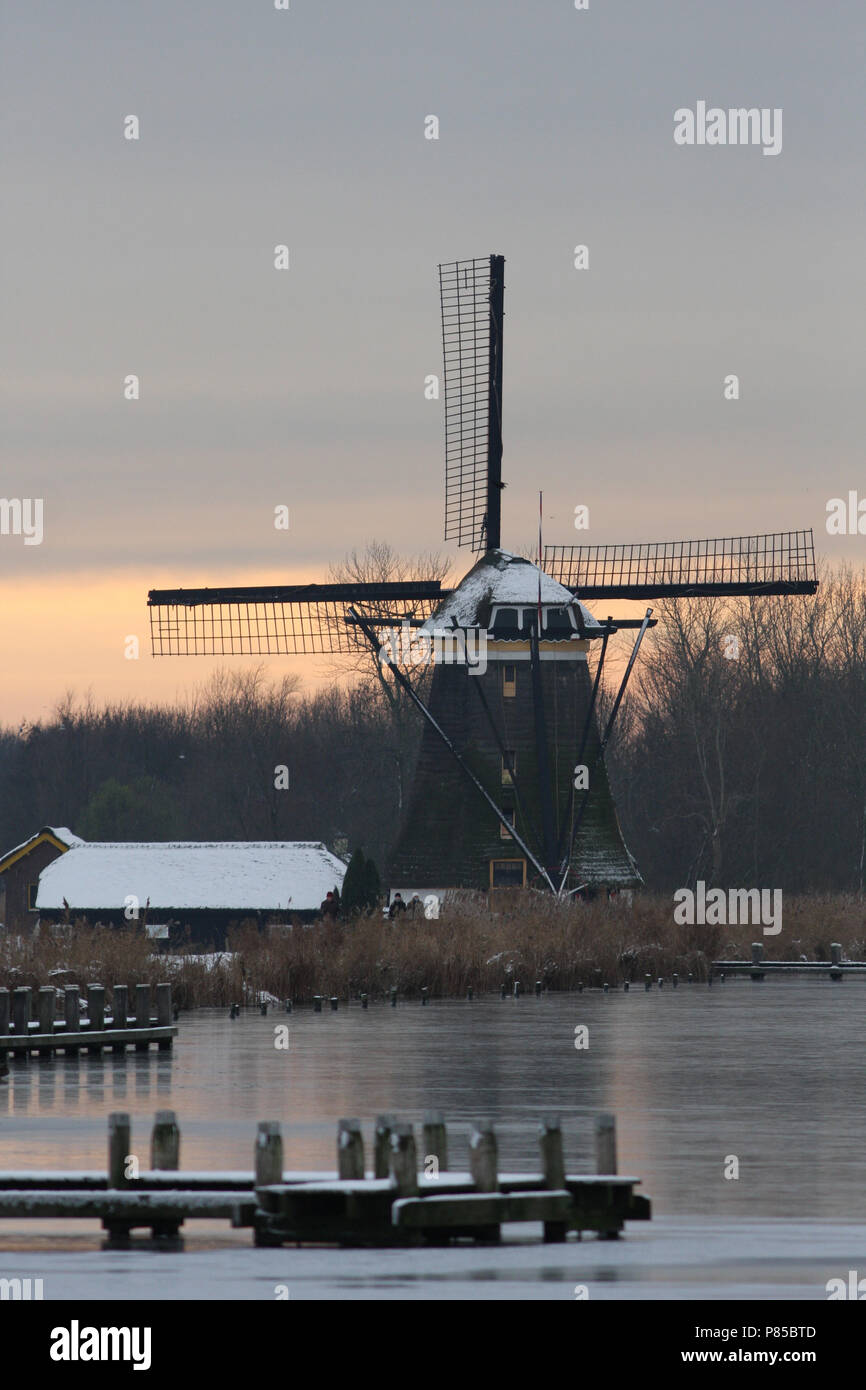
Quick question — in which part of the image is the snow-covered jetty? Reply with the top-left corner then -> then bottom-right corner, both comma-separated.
0,1111 -> 650,1246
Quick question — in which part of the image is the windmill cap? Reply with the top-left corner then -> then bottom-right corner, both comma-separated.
422,550 -> 602,632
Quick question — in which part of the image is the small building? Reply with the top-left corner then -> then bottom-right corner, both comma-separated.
2,837 -> 345,943
0,826 -> 84,934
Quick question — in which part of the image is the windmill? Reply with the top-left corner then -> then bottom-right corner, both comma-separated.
148,254 -> 818,901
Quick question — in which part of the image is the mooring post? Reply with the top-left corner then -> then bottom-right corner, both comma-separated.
829,942 -> 844,980
421,987 -> 428,1006
595,1113 -> 617,1175
422,1110 -> 448,1172
500,983 -> 507,999
151,1110 -> 180,1170
37,986 -> 56,1033
624,981 -> 630,992
329,996 -> 338,1012
87,984 -> 105,1031
360,993 -> 368,1010
64,985 -> 80,1033
0,988 -> 9,1037
389,1123 -> 418,1197
337,1118 -> 365,1180
134,984 -> 150,1028
313,995 -> 322,1013
672,973 -> 678,988
389,986 -> 397,1008
644,974 -> 651,991
751,942 -> 764,966
284,999 -> 292,1014
374,1114 -> 394,1178
12,986 -> 31,1042
513,981 -> 521,998
467,985 -> 474,1000
469,1120 -> 499,1192
538,1115 -> 567,1243
255,1121 -> 283,1187
156,984 -> 172,1027
113,985 -> 128,1029
36,987 -> 55,1057
108,1112 -> 131,1188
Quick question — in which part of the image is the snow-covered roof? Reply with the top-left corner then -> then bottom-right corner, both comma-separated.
425,551 -> 602,632
0,825 -> 83,873
36,841 -> 346,914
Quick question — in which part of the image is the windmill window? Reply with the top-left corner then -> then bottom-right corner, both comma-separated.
501,752 -> 516,786
490,858 -> 526,888
502,665 -> 517,698
544,607 -> 573,632
500,806 -> 515,840
491,607 -> 520,634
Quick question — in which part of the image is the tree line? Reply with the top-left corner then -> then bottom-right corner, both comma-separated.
1,557 -> 863,895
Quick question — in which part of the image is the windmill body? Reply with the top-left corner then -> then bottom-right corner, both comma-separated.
147,254 -> 817,904
387,548 -> 641,898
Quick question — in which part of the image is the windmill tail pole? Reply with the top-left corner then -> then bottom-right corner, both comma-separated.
348,608 -> 557,894
558,608 -> 653,894
554,621 -> 611,869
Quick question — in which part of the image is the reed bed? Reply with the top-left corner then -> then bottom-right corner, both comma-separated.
2,892 -> 865,1007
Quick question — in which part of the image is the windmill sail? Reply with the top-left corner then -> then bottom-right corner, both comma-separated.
439,254 -> 504,552
544,530 -> 818,599
147,582 -> 445,656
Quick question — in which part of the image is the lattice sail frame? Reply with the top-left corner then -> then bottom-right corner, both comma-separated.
147,583 -> 444,656
543,530 -> 818,599
439,256 -> 497,551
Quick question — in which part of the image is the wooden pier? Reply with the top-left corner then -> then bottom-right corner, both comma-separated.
0,1110 -> 650,1247
713,942 -> 865,981
0,983 -> 177,1062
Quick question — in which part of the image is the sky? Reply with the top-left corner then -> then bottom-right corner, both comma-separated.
1,0 -> 864,725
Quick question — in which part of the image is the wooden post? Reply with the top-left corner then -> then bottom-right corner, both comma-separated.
156,984 -> 172,1027
36,987 -> 55,1056
469,1120 -> 499,1192
388,1123 -> 418,1196
64,985 -> 80,1033
37,986 -> 55,1031
595,1113 -> 617,1175
87,985 -> 105,1030
0,988 -> 9,1036
113,985 -> 128,1029
538,1115 -> 567,1243
135,984 -> 150,1027
374,1114 -> 394,1179
337,1118 -> 365,1179
151,1110 -> 180,1169
422,1110 -> 448,1172
108,1112 -> 131,1187
12,986 -> 31,1038
254,1121 -> 283,1187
